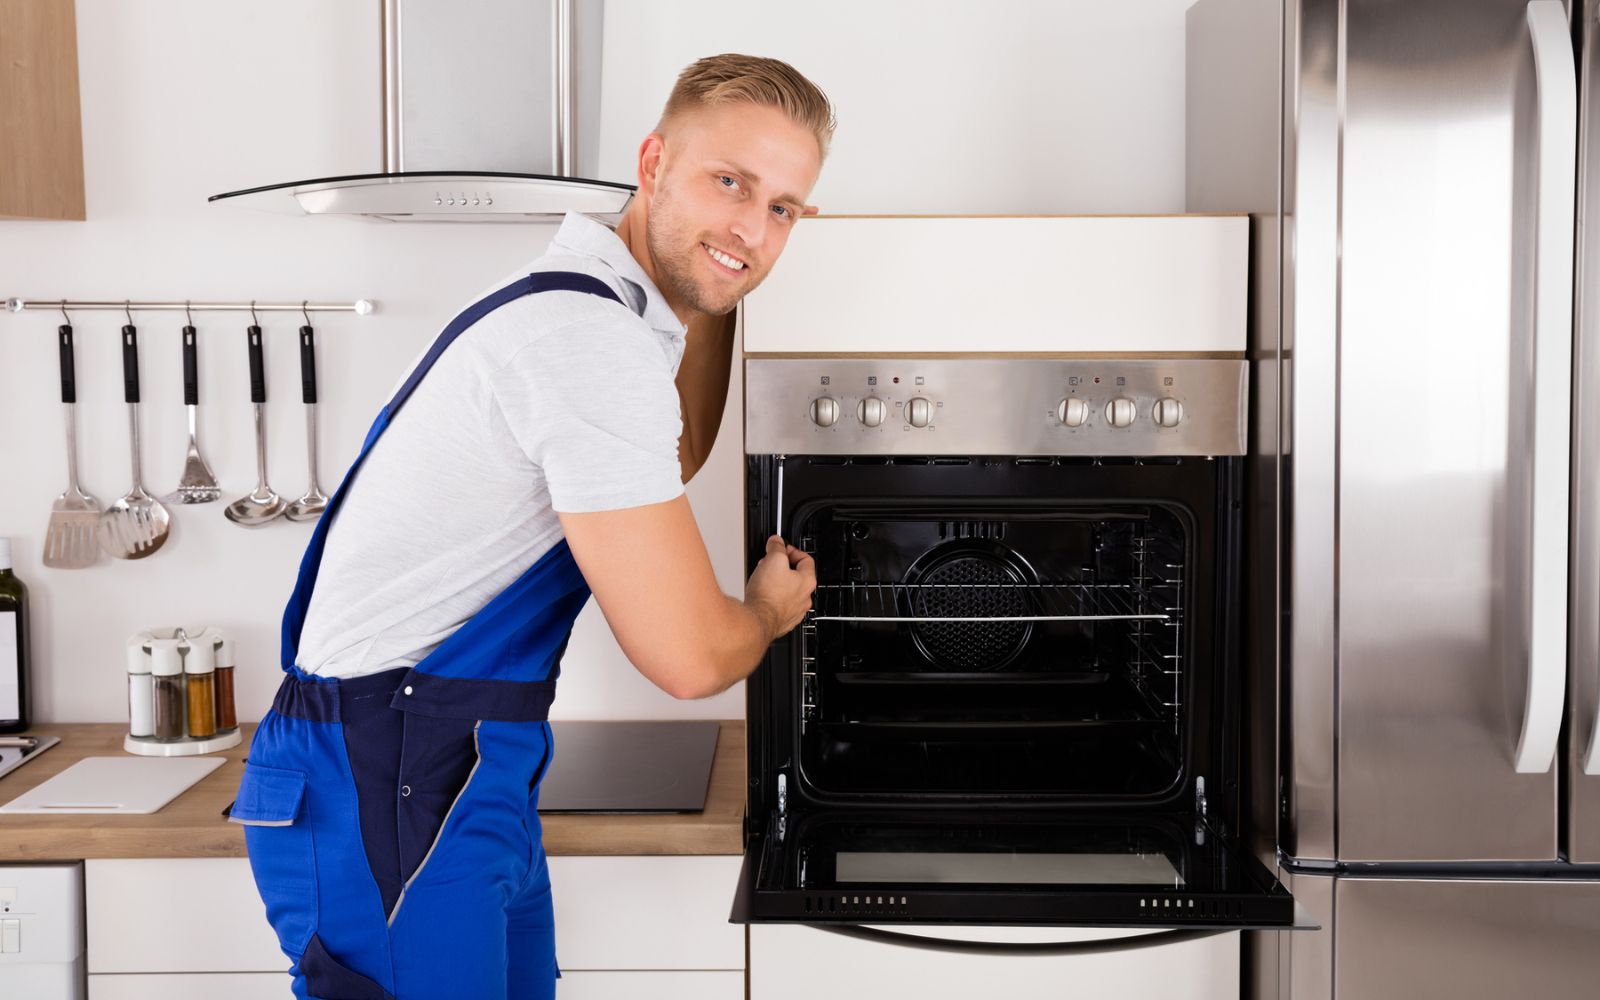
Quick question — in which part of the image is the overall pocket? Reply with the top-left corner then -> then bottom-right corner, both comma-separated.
231,761 -> 318,956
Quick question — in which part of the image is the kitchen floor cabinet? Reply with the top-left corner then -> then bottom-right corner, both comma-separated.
750,924 -> 1240,999
84,856 -> 746,993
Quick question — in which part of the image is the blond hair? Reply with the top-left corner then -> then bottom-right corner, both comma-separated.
658,53 -> 836,159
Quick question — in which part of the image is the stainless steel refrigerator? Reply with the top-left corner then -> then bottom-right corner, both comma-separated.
1187,0 -> 1600,995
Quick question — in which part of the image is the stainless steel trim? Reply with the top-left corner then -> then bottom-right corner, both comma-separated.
1284,0 -> 1340,864
1571,0 -> 1600,862
745,358 -> 1248,457
382,0 -> 402,173
553,0 -> 575,177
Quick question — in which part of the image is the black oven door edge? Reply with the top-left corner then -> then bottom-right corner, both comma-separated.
728,805 -> 1307,931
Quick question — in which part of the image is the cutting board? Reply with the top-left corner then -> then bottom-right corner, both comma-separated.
0,755 -> 224,814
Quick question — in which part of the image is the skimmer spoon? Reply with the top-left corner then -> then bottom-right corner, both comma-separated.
98,317 -> 171,559
225,321 -> 288,526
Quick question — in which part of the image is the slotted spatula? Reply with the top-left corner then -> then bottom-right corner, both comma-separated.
42,322 -> 101,569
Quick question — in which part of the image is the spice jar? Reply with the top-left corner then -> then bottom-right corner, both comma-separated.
150,640 -> 186,742
183,631 -> 217,740
126,632 -> 154,739
212,631 -> 237,732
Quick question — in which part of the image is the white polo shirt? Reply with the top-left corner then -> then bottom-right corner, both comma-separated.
296,213 -> 688,679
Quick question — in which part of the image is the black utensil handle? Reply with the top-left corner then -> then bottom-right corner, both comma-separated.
58,325 -> 76,404
247,325 -> 265,404
298,325 -> 317,404
182,326 -> 199,406
121,324 -> 140,404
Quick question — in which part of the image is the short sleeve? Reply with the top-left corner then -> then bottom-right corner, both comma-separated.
490,316 -> 685,513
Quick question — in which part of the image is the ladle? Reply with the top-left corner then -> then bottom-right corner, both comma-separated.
224,320 -> 288,527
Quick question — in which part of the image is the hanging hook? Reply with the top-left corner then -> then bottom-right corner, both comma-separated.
301,300 -> 312,328
250,300 -> 260,327
59,299 -> 71,327
185,300 -> 194,328
124,300 -> 133,327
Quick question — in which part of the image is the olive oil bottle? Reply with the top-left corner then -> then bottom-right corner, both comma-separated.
0,538 -> 31,734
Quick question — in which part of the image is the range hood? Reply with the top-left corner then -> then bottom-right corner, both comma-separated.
210,0 -> 633,222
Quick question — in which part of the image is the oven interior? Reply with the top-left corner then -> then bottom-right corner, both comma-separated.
789,491 -> 1198,805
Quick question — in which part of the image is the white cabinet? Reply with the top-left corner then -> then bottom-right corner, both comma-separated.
751,924 -> 1240,1000
88,973 -> 291,999
549,856 -> 743,971
557,971 -> 744,998
85,856 -> 746,990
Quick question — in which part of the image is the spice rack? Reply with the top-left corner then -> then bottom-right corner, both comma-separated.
124,627 -> 241,757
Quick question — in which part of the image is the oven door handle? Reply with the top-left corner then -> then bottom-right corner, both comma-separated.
817,924 -> 1228,956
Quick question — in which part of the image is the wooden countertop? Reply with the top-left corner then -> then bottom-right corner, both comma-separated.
0,721 -> 745,860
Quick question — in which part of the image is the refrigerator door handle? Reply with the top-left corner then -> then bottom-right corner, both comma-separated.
1516,1 -> 1579,774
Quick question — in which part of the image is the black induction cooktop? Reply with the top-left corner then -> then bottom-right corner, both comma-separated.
536,720 -> 720,813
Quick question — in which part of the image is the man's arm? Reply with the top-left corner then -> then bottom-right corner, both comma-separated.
559,496 -> 814,699
675,310 -> 738,483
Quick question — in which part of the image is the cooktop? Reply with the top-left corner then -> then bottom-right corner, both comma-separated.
536,720 -> 719,813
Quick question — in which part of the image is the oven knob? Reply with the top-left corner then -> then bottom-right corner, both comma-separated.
1057,397 -> 1090,427
858,396 -> 888,427
810,397 -> 841,428
1105,397 -> 1138,428
1153,397 -> 1184,428
906,397 -> 933,428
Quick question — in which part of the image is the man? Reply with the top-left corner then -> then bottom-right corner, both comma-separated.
229,54 -> 833,999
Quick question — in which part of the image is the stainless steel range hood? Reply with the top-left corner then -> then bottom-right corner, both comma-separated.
210,0 -> 633,222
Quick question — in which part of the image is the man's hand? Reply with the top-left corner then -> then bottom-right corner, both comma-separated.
745,535 -> 816,641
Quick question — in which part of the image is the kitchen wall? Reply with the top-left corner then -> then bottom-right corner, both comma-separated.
0,0 -> 1195,725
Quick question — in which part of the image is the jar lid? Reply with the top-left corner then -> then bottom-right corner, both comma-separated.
150,640 -> 183,677
216,635 -> 236,669
126,632 -> 154,674
183,635 -> 216,674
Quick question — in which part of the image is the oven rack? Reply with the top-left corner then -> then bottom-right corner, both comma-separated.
808,582 -> 1170,624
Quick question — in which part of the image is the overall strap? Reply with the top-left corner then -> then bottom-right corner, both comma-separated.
388,271 -> 623,416
280,271 -> 624,673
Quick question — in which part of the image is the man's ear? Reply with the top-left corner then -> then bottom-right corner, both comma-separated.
802,205 -> 820,217
637,133 -> 667,198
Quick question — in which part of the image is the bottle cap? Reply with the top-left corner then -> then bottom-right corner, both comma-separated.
0,537 -> 11,570
150,640 -> 183,677
183,634 -> 215,674
126,634 -> 154,675
216,635 -> 236,669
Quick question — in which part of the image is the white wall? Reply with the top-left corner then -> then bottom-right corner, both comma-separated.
0,0 -> 1192,725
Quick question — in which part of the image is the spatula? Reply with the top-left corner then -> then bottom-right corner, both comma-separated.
42,322 -> 101,569
97,320 -> 171,559
166,322 -> 220,504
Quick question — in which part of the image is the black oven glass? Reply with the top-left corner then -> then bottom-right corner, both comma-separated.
795,501 -> 1190,801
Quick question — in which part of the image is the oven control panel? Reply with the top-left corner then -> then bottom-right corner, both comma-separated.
745,358 -> 1247,456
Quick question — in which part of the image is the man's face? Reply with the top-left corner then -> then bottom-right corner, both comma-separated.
642,103 -> 822,317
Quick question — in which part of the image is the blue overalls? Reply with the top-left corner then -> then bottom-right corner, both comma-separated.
229,272 -> 624,999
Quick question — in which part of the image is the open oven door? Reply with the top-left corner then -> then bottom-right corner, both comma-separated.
730,805 -> 1305,931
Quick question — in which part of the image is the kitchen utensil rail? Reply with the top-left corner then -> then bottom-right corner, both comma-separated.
6,298 -> 377,315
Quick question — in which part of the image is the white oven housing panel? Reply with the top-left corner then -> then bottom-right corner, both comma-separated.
745,358 -> 1247,456
750,924 -> 1239,1000
743,216 -> 1248,354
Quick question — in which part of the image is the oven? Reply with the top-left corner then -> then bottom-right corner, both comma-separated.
731,353 -> 1295,931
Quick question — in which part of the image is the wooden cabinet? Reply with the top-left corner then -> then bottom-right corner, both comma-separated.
0,0 -> 86,220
